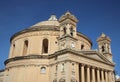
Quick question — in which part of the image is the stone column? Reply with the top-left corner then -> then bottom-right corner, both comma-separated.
101,70 -> 104,82
105,71 -> 108,82
92,67 -> 95,82
87,65 -> 90,82
81,64 -> 85,82
96,68 -> 100,82
108,71 -> 112,82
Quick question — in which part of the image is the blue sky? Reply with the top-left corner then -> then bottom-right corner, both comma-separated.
0,0 -> 120,75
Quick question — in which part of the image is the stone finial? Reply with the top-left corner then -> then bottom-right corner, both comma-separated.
65,11 -> 71,15
48,15 -> 57,21
101,33 -> 106,37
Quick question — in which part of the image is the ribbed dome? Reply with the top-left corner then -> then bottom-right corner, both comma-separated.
33,21 -> 59,27
10,15 -> 60,42
32,15 -> 59,27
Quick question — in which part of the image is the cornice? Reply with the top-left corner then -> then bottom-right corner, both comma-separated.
4,49 -> 115,67
4,55 -> 49,65
10,26 -> 59,42
58,34 -> 78,41
50,49 -> 115,66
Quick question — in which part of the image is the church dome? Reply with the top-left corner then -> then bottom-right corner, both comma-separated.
9,12 -> 93,59
10,15 -> 60,42
32,15 -> 59,27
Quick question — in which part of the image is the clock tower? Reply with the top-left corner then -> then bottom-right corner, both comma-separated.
58,12 -> 78,50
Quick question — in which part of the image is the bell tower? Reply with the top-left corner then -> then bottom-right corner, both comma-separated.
58,12 -> 78,50
59,11 -> 78,37
97,33 -> 112,61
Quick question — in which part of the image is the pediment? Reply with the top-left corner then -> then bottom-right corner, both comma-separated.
87,54 -> 104,61
51,49 -> 114,65
80,50 -> 113,64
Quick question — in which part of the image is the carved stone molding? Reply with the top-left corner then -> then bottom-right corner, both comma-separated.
4,55 -> 49,65
11,31 -> 59,43
71,78 -> 77,82
91,66 -> 96,69
80,63 -> 85,67
96,67 -> 100,70
86,65 -> 91,68
53,78 -> 57,82
59,77 -> 65,82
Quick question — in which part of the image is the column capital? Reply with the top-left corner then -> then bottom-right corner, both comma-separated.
91,66 -> 96,69
104,69 -> 109,72
96,67 -> 100,70
100,68 -> 105,71
101,69 -> 104,71
86,65 -> 91,68
80,63 -> 85,66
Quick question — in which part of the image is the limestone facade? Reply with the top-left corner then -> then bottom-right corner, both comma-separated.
0,12 -> 115,82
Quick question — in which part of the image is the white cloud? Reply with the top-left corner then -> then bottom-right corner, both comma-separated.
116,75 -> 120,79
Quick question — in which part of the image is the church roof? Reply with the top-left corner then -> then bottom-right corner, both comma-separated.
32,15 -> 59,27
10,13 -> 92,45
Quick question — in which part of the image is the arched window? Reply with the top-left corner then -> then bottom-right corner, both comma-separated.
63,27 -> 66,35
12,44 -> 15,56
81,44 -> 84,50
42,39 -> 48,54
70,27 -> 74,36
41,67 -> 46,73
23,40 -> 28,55
101,46 -> 105,52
